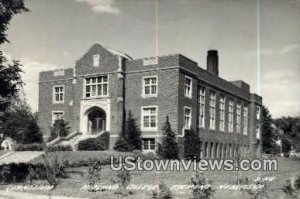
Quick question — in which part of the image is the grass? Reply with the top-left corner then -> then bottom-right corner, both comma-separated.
0,150 -> 9,157
1,152 -> 300,199
31,151 -> 133,165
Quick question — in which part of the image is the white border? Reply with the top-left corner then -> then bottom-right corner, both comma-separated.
52,85 -> 65,104
142,75 -> 158,98
141,105 -> 158,131
51,110 -> 64,124
184,75 -> 193,99
83,75 -> 109,98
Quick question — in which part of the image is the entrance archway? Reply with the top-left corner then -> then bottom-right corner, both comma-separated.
86,107 -> 106,134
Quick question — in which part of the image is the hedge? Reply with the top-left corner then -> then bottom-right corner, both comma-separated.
15,144 -> 73,151
78,132 -> 109,151
47,145 -> 73,152
15,143 -> 44,151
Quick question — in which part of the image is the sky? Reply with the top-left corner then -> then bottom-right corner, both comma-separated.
2,0 -> 300,118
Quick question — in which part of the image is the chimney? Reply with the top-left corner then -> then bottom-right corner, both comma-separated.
207,50 -> 219,76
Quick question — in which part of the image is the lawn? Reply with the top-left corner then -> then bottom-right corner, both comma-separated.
0,150 -> 10,157
1,152 -> 299,199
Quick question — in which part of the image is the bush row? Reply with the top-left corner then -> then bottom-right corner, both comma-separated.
0,163 -> 49,183
14,144 -> 72,151
77,132 -> 110,151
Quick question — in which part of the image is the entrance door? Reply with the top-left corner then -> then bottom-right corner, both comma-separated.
88,107 -> 106,134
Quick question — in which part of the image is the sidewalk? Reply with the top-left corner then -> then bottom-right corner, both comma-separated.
0,151 -> 44,165
0,191 -> 90,199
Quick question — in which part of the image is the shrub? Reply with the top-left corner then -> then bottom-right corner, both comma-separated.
281,176 -> 300,198
78,137 -> 106,151
15,143 -> 44,151
140,152 -> 159,160
48,120 -> 70,142
86,159 -> 102,192
184,128 -> 200,160
0,163 -> 29,183
188,171 -> 215,199
47,145 -> 73,152
111,168 -> 131,196
114,111 -> 142,152
152,182 -> 172,199
157,116 -> 179,159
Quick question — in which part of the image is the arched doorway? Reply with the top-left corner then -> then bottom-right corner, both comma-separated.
87,107 -> 106,134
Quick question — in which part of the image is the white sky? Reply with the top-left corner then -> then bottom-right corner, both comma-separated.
2,0 -> 300,118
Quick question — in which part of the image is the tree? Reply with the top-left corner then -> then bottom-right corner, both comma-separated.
184,128 -> 200,160
0,0 -> 29,112
156,115 -> 179,159
114,111 -> 142,151
48,120 -> 70,142
0,0 -> 29,45
261,106 -> 275,154
274,116 -> 300,153
0,94 -> 43,144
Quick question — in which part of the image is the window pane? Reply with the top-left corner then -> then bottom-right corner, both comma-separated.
145,86 -> 150,95
144,116 -> 149,127
103,84 -> 108,95
145,79 -> 150,85
92,85 -> 96,96
152,78 -> 156,84
86,86 -> 90,92
86,78 -> 90,84
103,76 -> 108,82
150,116 -> 156,127
97,84 -> 102,96
151,86 -> 156,94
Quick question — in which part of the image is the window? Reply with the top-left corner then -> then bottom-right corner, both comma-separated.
198,87 -> 205,128
52,111 -> 64,124
53,85 -> 64,103
143,76 -> 157,97
184,106 -> 192,129
141,106 -> 157,131
243,106 -> 248,135
228,99 -> 234,132
209,92 -> 216,129
184,76 -> 192,98
84,76 -> 108,98
256,106 -> 261,120
142,138 -> 155,151
219,96 -> 225,131
236,103 -> 241,133
93,54 -> 100,67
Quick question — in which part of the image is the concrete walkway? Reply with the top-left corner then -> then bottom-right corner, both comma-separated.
0,151 -> 44,165
0,191 -> 90,199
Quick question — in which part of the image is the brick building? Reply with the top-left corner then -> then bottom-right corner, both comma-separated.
38,43 -> 262,158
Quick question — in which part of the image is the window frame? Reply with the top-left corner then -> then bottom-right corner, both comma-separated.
243,105 -> 248,135
184,76 -> 192,98
141,106 -> 158,131
142,138 -> 156,151
236,103 -> 242,133
142,76 -> 158,97
228,99 -> 234,132
83,75 -> 109,98
52,111 -> 64,124
219,96 -> 225,131
198,87 -> 206,128
53,85 -> 65,104
209,91 -> 216,130
184,106 -> 192,130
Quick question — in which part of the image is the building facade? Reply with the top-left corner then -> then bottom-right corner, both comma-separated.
38,43 -> 262,158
